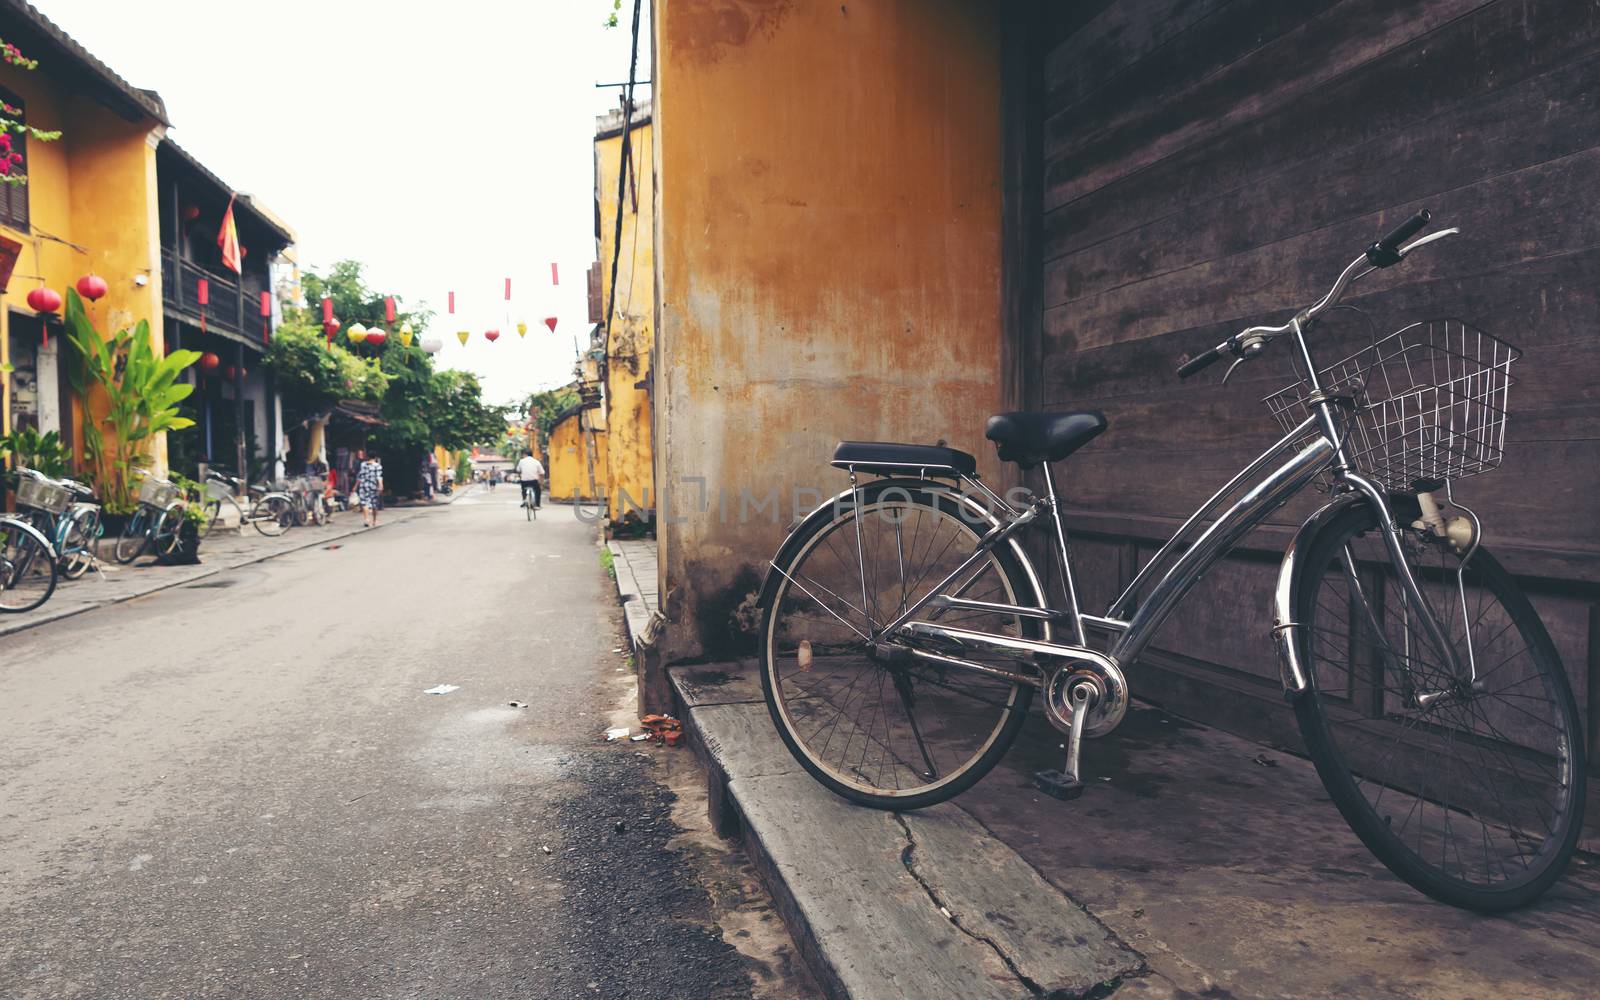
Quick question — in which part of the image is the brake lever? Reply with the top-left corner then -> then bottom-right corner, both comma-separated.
1220,356 -> 1248,385
1397,227 -> 1460,257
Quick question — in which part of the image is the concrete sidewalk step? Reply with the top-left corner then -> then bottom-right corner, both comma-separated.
670,662 -> 1145,1000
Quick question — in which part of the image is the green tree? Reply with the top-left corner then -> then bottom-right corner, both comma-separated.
522,385 -> 580,438
264,317 -> 388,423
276,259 -> 504,496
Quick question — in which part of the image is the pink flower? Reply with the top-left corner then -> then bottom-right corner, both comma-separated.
9,152 -> 20,164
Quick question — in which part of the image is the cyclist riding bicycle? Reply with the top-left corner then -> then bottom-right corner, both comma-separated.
516,450 -> 545,509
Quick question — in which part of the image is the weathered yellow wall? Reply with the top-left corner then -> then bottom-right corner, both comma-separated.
0,61 -> 164,472
548,411 -> 607,503
654,0 -> 1007,660
595,119 -> 655,524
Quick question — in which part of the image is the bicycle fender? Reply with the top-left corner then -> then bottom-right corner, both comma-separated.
758,478 -> 1049,624
0,514 -> 57,560
1272,492 -> 1375,697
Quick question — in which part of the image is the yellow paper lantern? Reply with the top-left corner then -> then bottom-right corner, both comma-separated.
516,320 -> 528,338
398,322 -> 414,347
348,322 -> 368,344
456,329 -> 470,346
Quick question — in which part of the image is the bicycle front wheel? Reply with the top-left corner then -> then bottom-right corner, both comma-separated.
1292,502 -> 1586,911
0,519 -> 57,612
113,508 -> 150,564
196,499 -> 222,539
59,508 -> 98,580
251,496 -> 292,537
759,481 -> 1040,810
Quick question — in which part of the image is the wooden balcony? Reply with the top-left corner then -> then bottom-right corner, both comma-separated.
161,248 -> 268,344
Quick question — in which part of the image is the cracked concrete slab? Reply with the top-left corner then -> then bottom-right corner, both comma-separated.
674,668 -> 1144,999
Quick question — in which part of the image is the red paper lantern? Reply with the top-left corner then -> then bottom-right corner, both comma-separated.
182,204 -> 200,221
223,365 -> 237,380
75,274 -> 108,301
365,328 -> 388,347
259,291 -> 272,317
196,278 -> 209,306
543,316 -> 558,333
26,286 -> 61,313
485,329 -> 501,342
321,297 -> 334,322
384,296 -> 396,323
324,317 -> 342,337
199,351 -> 221,372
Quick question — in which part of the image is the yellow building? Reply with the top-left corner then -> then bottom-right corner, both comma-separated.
593,107 -> 654,528
547,403 -> 606,503
0,6 -> 169,469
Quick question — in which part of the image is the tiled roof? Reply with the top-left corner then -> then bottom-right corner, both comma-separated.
0,0 -> 170,125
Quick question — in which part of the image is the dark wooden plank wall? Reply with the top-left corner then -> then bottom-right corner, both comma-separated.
1035,0 -> 1600,751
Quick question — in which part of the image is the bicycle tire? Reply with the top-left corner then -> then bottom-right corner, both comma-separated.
0,519 -> 57,612
113,508 -> 150,564
1292,502 -> 1586,911
59,508 -> 98,580
151,507 -> 183,561
251,496 -> 292,537
759,479 -> 1040,810
197,499 -> 222,539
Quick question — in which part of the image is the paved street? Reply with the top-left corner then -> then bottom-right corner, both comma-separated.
0,491 -> 813,999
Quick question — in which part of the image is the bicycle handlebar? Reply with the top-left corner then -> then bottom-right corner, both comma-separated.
1177,208 -> 1453,379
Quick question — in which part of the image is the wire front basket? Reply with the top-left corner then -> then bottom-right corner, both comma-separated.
138,475 -> 180,509
16,475 -> 70,515
1263,319 -> 1519,494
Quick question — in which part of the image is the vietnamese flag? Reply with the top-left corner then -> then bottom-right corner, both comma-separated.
217,195 -> 242,273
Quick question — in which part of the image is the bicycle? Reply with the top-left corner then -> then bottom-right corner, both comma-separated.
113,470 -> 183,564
0,510 -> 57,612
13,468 -> 101,580
520,479 -> 540,521
194,471 -> 295,538
757,210 -> 1585,912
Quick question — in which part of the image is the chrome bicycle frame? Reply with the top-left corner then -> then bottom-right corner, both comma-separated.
885,327 -> 1463,701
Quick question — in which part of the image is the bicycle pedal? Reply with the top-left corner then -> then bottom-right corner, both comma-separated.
1033,769 -> 1085,801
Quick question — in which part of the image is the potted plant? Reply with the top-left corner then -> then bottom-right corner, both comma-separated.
61,289 -> 198,523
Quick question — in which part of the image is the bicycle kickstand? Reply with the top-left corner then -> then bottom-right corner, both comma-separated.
1033,682 -> 1095,801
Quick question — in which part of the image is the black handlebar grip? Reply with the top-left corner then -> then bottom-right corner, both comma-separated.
1178,345 -> 1225,379
1376,208 -> 1431,252
1365,209 -> 1431,267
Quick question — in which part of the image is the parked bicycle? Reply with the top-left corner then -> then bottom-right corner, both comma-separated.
13,467 -> 101,580
0,507 -> 57,612
758,211 -> 1584,912
194,470 -> 294,538
113,470 -> 183,564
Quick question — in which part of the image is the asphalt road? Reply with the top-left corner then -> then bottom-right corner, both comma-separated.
0,490 -> 813,999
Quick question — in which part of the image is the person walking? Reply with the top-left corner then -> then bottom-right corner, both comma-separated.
516,449 -> 546,510
355,447 -> 384,528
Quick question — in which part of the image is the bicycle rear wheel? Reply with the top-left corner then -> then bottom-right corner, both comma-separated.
759,481 -> 1040,810
1292,502 -> 1585,911
251,496 -> 292,537
0,519 -> 57,612
113,508 -> 150,564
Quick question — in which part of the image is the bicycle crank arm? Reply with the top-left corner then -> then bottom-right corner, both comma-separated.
1034,682 -> 1096,802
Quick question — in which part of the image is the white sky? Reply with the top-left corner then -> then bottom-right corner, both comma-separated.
33,0 -> 652,408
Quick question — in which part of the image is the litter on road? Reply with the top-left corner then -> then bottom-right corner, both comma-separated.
423,684 -> 460,695
604,727 -> 631,741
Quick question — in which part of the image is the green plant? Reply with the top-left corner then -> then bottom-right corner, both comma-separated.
167,472 -> 209,526
263,317 -> 388,411
63,289 -> 199,513
455,454 -> 472,485
0,426 -> 71,477
0,37 -> 62,187
600,546 -> 616,580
